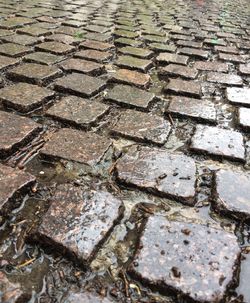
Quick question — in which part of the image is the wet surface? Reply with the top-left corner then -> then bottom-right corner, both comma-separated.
0,0 -> 250,302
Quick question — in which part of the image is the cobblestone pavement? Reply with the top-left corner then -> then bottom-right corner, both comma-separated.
0,0 -> 250,302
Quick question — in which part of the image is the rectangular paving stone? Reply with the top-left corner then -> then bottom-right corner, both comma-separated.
7,63 -> 62,84
115,55 -> 152,72
114,29 -> 138,39
116,146 -> 196,204
156,53 -> 189,65
0,82 -> 55,113
118,46 -> 153,59
0,271 -> 30,302
159,64 -> 198,79
59,58 -> 104,75
215,46 -> 239,54
179,47 -> 209,59
74,49 -> 112,63
218,53 -> 246,64
111,109 -> 171,145
0,55 -> 18,71
167,96 -> 217,123
85,32 -> 112,43
130,215 -> 240,302
54,73 -> 106,97
23,51 -> 65,65
44,33 -> 81,45
176,40 -> 203,48
105,84 -> 155,110
193,61 -> 229,72
214,169 -> 250,220
0,164 -> 36,215
46,96 -> 109,128
35,41 -> 75,55
40,128 -> 111,165
207,72 -> 243,86
165,78 -> 202,98
0,43 -> 31,57
32,184 -> 123,266
111,69 -> 151,88
115,37 -> 143,47
204,38 -> 227,46
239,63 -> 250,76
148,43 -> 176,53
0,110 -> 41,158
190,125 -> 245,162
80,39 -> 114,51
226,87 -> 250,107
1,34 -> 39,46
0,17 -> 35,29
17,26 -> 52,37
238,108 -> 250,130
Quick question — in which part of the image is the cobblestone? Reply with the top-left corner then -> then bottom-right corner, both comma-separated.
238,108 -> 250,130
165,78 -> 202,98
226,87 -> 250,106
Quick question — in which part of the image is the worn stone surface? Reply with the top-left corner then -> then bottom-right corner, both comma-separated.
207,72 -> 243,86
35,41 -> 75,55
118,46 -> 153,59
0,271 -> 30,302
64,291 -> 114,303
115,55 -> 152,72
105,84 -> 155,110
46,96 -> 109,128
54,73 -> 106,97
80,40 -> 114,51
0,82 -> 55,112
1,34 -> 39,46
75,49 -> 112,63
239,63 -> 250,76
40,128 -> 111,166
111,110 -> 171,145
7,63 -> 61,84
193,61 -> 229,72
238,107 -> 250,130
0,111 -> 41,158
0,55 -> 18,70
167,96 -> 216,123
116,146 -> 196,204
159,64 -> 198,79
190,125 -> 245,161
0,43 -> 31,57
23,52 -> 64,65
226,87 -> 250,107
59,58 -> 104,75
179,47 -> 209,59
0,164 -> 36,214
111,69 -> 151,88
165,78 -> 201,98
156,53 -> 188,65
214,169 -> 250,219
33,184 -> 123,265
130,215 -> 240,302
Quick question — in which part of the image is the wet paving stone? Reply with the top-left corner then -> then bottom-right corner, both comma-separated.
111,109 -> 171,145
226,87 -> 250,107
0,55 -> 18,71
156,53 -> 189,65
207,72 -> 243,86
111,68 -> 151,88
0,110 -> 41,158
116,146 -> 196,204
238,107 -> 250,130
23,51 -> 65,65
0,163 -> 36,215
80,39 -> 114,51
35,41 -> 75,55
115,55 -> 153,73
7,63 -> 62,84
46,96 -> 109,128
54,73 -> 106,97
59,58 -> 104,75
159,64 -> 198,79
130,215 -> 240,302
167,96 -> 217,123
32,184 -> 124,265
118,46 -> 153,59
190,125 -> 245,162
64,291 -> 114,303
40,128 -> 111,165
0,82 -> 55,113
105,84 -> 155,110
193,61 -> 229,72
0,271 -> 30,302
165,78 -> 202,98
74,49 -> 112,63
214,169 -> 250,220
0,43 -> 31,57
